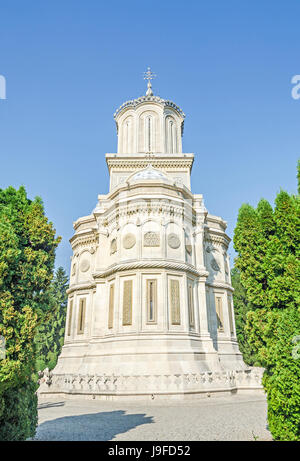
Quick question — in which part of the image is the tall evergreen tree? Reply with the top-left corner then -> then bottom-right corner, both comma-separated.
0,186 -> 60,440
233,165 -> 300,441
34,267 -> 68,372
231,267 -> 256,366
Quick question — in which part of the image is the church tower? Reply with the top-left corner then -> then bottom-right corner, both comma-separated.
39,70 -> 262,398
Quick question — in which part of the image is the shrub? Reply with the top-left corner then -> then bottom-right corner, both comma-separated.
0,380 -> 38,441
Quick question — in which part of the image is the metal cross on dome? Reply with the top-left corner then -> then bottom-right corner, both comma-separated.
143,67 -> 156,96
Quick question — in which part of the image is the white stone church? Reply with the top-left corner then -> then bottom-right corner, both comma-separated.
39,70 -> 262,399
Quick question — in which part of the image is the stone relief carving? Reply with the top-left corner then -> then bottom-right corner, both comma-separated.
110,238 -> 117,255
122,280 -> 133,326
210,257 -> 221,272
123,233 -> 136,249
170,279 -> 181,325
174,176 -> 183,184
71,262 -> 76,276
144,231 -> 160,247
80,259 -> 90,272
168,233 -> 181,249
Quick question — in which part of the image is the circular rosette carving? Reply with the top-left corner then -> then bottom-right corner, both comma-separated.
123,233 -> 136,249
80,259 -> 90,272
168,233 -> 181,249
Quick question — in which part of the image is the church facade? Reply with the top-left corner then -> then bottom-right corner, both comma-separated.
39,72 -> 262,399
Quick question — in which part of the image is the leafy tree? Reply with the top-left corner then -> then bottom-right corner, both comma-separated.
0,186 -> 60,440
34,266 -> 68,373
233,166 -> 300,441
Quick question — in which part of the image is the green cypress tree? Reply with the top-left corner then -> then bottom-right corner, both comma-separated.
34,267 -> 69,373
0,186 -> 60,440
233,163 -> 300,441
231,267 -> 256,365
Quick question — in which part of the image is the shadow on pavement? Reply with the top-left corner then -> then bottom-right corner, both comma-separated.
38,401 -> 66,410
36,410 -> 153,441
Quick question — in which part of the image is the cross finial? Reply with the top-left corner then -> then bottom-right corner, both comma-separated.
143,67 -> 156,96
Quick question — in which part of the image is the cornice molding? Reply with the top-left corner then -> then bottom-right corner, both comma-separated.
97,201 -> 193,229
204,231 -> 231,248
206,281 -> 234,292
113,95 -> 185,120
106,158 -> 194,171
67,281 -> 96,295
70,231 -> 99,251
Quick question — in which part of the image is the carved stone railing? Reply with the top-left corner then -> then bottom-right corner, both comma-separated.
38,368 -> 263,397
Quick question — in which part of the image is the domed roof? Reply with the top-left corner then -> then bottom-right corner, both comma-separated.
113,68 -> 185,122
130,164 -> 169,182
114,95 -> 185,121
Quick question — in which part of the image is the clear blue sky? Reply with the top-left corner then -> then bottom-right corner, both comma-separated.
0,0 -> 299,272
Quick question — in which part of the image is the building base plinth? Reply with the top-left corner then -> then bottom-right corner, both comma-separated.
38,367 -> 264,401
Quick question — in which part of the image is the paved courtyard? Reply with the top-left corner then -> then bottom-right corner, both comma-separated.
35,392 -> 272,441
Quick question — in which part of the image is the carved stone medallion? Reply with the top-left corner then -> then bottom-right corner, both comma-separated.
110,238 -> 117,255
123,233 -> 136,249
80,259 -> 90,272
211,258 -> 220,272
144,231 -> 160,247
168,233 -> 181,249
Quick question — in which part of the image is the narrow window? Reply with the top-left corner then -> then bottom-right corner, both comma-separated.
108,284 -> 114,329
122,280 -> 133,326
227,295 -> 234,335
172,121 -> 177,152
67,299 -> 73,336
125,121 -> 129,152
146,116 -> 152,151
77,298 -> 86,334
169,121 -> 173,153
215,296 -> 224,332
188,283 -> 195,328
170,279 -> 181,325
147,279 -> 157,323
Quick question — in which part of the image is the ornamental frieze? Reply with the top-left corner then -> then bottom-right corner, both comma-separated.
98,203 -> 189,229
204,234 -> 230,249
106,159 -> 194,170
70,233 -> 99,252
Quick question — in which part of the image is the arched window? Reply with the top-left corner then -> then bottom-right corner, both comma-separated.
166,117 -> 177,153
171,120 -> 177,153
123,117 -> 132,153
